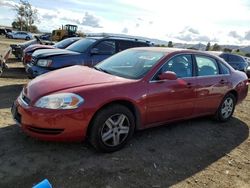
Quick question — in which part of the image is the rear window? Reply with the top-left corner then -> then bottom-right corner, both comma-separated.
228,54 -> 244,62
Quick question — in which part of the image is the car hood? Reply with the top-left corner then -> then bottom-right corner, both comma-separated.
10,40 -> 37,49
24,44 -> 55,53
26,66 -> 129,102
32,48 -> 80,58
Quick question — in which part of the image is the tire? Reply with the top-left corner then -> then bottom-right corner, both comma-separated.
89,104 -> 135,152
26,36 -> 30,40
215,93 -> 236,122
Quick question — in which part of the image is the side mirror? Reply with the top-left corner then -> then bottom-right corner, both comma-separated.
90,48 -> 99,55
158,71 -> 177,80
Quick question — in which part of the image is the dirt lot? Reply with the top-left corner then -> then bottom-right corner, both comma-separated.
0,37 -> 249,188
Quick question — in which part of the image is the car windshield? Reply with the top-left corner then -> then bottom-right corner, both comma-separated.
66,38 -> 96,53
53,38 -> 79,49
95,49 -> 165,79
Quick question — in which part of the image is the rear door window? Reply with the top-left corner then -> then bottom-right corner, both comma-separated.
195,56 -> 219,76
94,40 -> 116,55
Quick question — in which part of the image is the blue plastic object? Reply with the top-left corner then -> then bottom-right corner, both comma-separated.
32,179 -> 52,188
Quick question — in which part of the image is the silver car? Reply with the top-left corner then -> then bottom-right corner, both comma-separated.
7,31 -> 33,40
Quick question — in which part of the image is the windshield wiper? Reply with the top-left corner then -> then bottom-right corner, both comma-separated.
93,67 -> 111,74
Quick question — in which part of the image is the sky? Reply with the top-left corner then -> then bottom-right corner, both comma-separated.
1,0 -> 250,45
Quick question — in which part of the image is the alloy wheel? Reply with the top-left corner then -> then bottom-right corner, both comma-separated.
101,114 -> 130,147
221,97 -> 234,119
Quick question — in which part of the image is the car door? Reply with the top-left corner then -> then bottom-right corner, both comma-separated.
89,40 -> 116,66
193,55 -> 230,115
14,32 -> 20,39
146,54 -> 197,125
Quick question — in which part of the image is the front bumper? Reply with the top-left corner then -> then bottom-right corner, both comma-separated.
25,64 -> 51,78
11,96 -> 92,142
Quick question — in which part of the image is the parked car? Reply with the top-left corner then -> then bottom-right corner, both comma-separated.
210,52 -> 249,78
10,36 -> 54,60
0,28 -> 12,36
12,48 -> 249,152
23,37 -> 81,65
247,61 -> 250,78
38,33 -> 51,41
26,36 -> 152,78
7,31 -> 33,40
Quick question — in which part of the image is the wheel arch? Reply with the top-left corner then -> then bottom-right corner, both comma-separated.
86,99 -> 142,137
227,89 -> 238,103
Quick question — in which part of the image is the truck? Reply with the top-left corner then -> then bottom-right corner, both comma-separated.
51,24 -> 79,41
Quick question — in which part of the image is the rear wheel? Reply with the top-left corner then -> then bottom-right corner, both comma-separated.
215,93 -> 236,122
89,104 -> 135,152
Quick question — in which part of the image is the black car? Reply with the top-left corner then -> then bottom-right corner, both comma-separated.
10,36 -> 54,60
26,36 -> 153,78
0,28 -> 12,36
209,52 -> 249,78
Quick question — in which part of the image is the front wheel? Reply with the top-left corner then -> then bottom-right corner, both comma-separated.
215,93 -> 236,122
89,104 -> 135,152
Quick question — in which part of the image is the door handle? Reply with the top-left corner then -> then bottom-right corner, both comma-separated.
219,79 -> 226,84
186,82 -> 193,88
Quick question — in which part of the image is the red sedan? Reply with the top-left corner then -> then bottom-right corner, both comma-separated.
12,48 -> 249,152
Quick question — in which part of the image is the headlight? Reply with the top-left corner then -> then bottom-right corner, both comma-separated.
37,59 -> 52,67
34,93 -> 84,109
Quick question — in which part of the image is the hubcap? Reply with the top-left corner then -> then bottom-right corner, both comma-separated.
221,97 -> 234,119
101,114 -> 130,147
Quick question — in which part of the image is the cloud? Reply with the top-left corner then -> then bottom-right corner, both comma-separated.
228,31 -> 243,40
122,27 -> 128,33
188,28 -> 199,34
245,31 -> 250,40
0,0 -> 16,8
172,27 -> 211,42
42,13 -> 57,20
80,12 -> 102,28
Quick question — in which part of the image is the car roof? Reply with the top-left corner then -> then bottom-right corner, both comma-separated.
131,47 -> 197,54
86,36 -> 151,43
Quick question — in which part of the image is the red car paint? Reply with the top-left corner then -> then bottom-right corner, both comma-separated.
13,48 -> 249,142
23,44 -> 55,65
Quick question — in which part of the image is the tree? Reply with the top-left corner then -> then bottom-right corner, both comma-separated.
12,0 -> 38,32
223,48 -> 232,53
167,41 -> 174,48
211,43 -> 221,51
245,53 -> 250,57
205,42 -> 211,51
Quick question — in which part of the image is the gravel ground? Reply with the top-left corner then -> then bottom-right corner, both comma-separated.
0,37 -> 249,188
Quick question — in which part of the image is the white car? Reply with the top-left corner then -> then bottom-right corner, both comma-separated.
7,31 -> 33,40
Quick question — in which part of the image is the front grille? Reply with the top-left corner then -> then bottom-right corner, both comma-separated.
31,57 -> 37,65
27,126 -> 64,135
